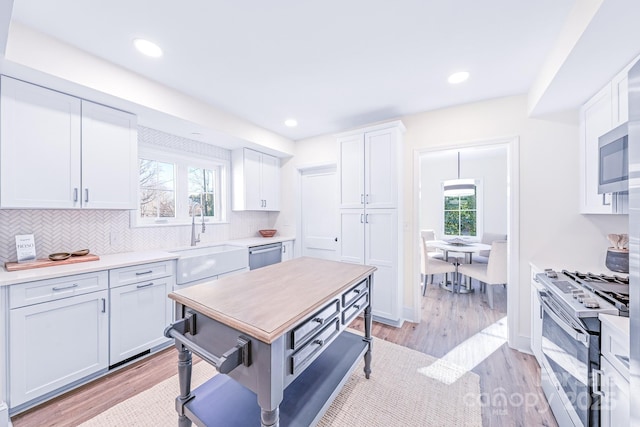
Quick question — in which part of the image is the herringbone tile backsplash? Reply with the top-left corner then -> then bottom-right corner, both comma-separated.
0,126 -> 275,263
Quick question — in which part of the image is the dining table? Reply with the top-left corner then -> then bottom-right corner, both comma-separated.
426,239 -> 492,293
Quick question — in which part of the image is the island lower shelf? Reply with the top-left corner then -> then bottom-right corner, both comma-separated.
185,331 -> 368,427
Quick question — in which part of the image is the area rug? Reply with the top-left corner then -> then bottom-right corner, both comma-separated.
80,338 -> 481,427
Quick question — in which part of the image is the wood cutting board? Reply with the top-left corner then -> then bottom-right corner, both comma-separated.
5,254 -> 100,272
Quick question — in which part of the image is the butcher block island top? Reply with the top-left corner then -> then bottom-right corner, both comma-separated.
169,257 -> 376,343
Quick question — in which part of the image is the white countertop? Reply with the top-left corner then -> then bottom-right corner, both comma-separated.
599,313 -> 630,336
0,250 -> 178,286
0,235 -> 296,286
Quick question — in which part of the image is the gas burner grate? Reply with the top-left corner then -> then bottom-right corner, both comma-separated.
561,270 -> 629,285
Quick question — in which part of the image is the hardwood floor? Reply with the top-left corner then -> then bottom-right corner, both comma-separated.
11,279 -> 557,427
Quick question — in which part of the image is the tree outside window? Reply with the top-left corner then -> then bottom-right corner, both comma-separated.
139,159 -> 176,219
188,167 -> 215,217
443,190 -> 477,237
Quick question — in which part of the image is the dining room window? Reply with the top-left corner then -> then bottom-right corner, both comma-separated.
443,186 -> 479,237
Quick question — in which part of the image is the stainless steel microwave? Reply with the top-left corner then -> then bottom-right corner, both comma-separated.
598,122 -> 629,194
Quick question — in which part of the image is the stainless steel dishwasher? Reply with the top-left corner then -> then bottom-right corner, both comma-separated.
249,242 -> 282,270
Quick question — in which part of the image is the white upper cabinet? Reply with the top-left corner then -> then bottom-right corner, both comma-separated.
612,61 -> 633,128
580,84 -> 614,214
81,100 -> 138,209
232,148 -> 280,211
1,76 -> 82,208
0,76 -> 138,209
339,126 -> 400,209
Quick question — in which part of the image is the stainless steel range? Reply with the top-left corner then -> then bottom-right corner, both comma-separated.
535,269 -> 629,427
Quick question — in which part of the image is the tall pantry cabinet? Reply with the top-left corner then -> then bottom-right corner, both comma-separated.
338,121 -> 405,326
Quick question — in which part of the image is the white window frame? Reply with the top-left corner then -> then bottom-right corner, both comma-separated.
441,179 -> 484,240
133,145 -> 230,227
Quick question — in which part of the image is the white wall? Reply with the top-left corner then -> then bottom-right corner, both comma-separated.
419,146 -> 508,239
279,94 -> 628,351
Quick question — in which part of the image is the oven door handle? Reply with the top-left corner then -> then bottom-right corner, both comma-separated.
540,295 -> 590,346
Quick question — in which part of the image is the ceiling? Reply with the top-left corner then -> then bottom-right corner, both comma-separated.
3,0 -> 640,144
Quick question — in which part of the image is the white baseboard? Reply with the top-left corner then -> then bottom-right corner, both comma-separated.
510,334 -> 532,354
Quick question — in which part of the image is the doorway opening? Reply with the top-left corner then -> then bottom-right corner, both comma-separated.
413,137 -> 520,347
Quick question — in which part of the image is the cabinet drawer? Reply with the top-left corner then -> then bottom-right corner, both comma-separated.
290,318 -> 340,375
342,292 -> 369,325
342,279 -> 368,308
291,299 -> 339,349
9,271 -> 108,309
109,261 -> 174,288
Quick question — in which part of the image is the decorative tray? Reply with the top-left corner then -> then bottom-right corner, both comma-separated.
445,238 -> 470,246
5,253 -> 100,272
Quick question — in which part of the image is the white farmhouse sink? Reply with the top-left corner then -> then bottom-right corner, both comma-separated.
171,244 -> 248,285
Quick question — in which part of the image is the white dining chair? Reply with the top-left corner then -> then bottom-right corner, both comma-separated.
473,232 -> 507,264
457,240 -> 507,308
421,234 -> 457,295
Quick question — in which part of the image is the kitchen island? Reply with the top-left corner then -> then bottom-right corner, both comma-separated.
164,257 -> 376,427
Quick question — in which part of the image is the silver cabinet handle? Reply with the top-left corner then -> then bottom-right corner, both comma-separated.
353,304 -> 360,310
360,214 -> 364,223
73,188 -> 79,202
84,188 -> 89,203
592,369 -> 604,396
313,339 -> 325,346
52,283 -> 78,291
135,270 -> 153,276
602,193 -> 611,206
365,214 -> 369,223
101,298 -> 106,313
312,317 -> 324,324
137,282 -> 154,289
365,194 -> 369,204
361,194 -> 364,204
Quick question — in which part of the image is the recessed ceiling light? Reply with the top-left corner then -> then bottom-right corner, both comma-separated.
284,119 -> 298,127
133,38 -> 163,58
448,71 -> 470,84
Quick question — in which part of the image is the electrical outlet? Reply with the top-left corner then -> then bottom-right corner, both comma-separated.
110,231 -> 120,246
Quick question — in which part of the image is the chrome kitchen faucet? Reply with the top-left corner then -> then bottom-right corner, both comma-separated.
190,202 -> 206,246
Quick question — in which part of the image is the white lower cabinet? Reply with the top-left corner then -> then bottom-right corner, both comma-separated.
530,266 -> 543,364
109,278 -> 173,365
281,240 -> 294,261
7,260 -> 175,412
109,261 -> 175,365
9,272 -> 109,408
599,357 -> 629,427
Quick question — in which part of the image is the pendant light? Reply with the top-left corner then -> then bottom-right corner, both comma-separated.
443,152 -> 475,197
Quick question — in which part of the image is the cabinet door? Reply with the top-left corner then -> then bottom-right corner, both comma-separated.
339,134 -> 365,208
81,101 -> 138,209
110,278 -> 173,365
260,152 -> 280,210
600,357 -> 629,427
281,240 -> 294,261
365,128 -> 397,208
365,209 -> 400,322
0,76 -> 81,208
243,148 -> 263,210
580,85 -> 613,214
339,210 -> 365,264
530,274 -> 543,364
9,290 -> 108,407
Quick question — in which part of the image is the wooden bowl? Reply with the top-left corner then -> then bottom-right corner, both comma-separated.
259,229 -> 277,238
71,249 -> 90,256
49,252 -> 71,261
